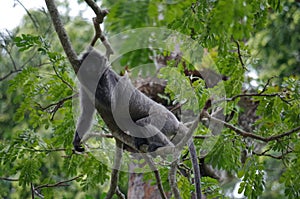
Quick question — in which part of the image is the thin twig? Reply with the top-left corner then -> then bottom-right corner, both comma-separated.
104,140 -> 123,199
0,177 -> 19,181
253,150 -> 293,159
20,52 -> 38,68
52,64 -> 74,91
35,175 -> 84,190
91,17 -> 114,59
83,0 -> 113,58
37,93 -> 78,120
115,187 -> 126,199
16,0 -> 39,29
142,154 -> 168,199
84,0 -> 107,19
193,135 -> 211,139
18,147 -> 66,153
39,94 -> 78,111
169,159 -> 182,199
31,183 -> 35,199
0,69 -> 22,81
1,42 -> 17,70
205,112 -> 300,142
234,40 -> 248,71
215,92 -> 291,105
258,76 -> 277,94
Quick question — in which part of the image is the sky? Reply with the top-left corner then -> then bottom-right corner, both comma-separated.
0,0 -> 45,31
0,0 -> 93,31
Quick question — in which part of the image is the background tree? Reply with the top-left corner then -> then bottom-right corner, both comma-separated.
0,0 -> 299,199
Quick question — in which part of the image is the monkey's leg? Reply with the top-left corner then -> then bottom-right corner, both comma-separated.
134,118 -> 175,153
170,123 -> 188,145
73,88 -> 95,152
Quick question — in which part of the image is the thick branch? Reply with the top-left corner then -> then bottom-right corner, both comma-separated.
45,0 -> 80,73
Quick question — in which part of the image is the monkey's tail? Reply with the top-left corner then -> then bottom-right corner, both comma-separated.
189,142 -> 202,199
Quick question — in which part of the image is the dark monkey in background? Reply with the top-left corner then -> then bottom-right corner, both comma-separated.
73,47 -> 202,198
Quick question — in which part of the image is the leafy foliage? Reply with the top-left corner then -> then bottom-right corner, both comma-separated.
0,0 -> 300,198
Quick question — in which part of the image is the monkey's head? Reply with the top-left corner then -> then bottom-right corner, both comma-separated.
77,48 -> 108,83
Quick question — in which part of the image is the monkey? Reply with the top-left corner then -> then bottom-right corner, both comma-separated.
73,47 -> 184,153
72,47 -> 202,198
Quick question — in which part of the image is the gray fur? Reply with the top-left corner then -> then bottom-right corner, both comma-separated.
73,47 -> 185,153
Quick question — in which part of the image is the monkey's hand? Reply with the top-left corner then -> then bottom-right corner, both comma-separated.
73,131 -> 85,152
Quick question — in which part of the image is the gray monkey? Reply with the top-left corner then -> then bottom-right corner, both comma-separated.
73,47 -> 202,198
73,47 -> 186,153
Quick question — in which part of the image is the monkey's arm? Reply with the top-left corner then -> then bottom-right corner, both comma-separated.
73,87 -> 95,152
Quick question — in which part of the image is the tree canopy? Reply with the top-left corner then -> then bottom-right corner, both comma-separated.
0,0 -> 299,199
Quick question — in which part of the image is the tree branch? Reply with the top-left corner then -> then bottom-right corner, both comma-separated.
35,175 -> 84,190
45,0 -> 80,73
1,40 -> 17,70
234,40 -> 248,71
253,150 -> 293,159
31,183 -> 35,199
0,177 -> 19,181
37,93 -> 78,120
115,187 -> 126,199
214,92 -> 291,105
84,0 -> 107,20
142,154 -> 168,199
52,64 -> 75,91
16,147 -> 66,153
258,76 -> 277,94
104,140 -> 123,199
169,159 -> 182,199
83,0 -> 113,58
90,17 -> 114,59
16,0 -> 39,29
205,112 -> 300,142
0,69 -> 22,81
